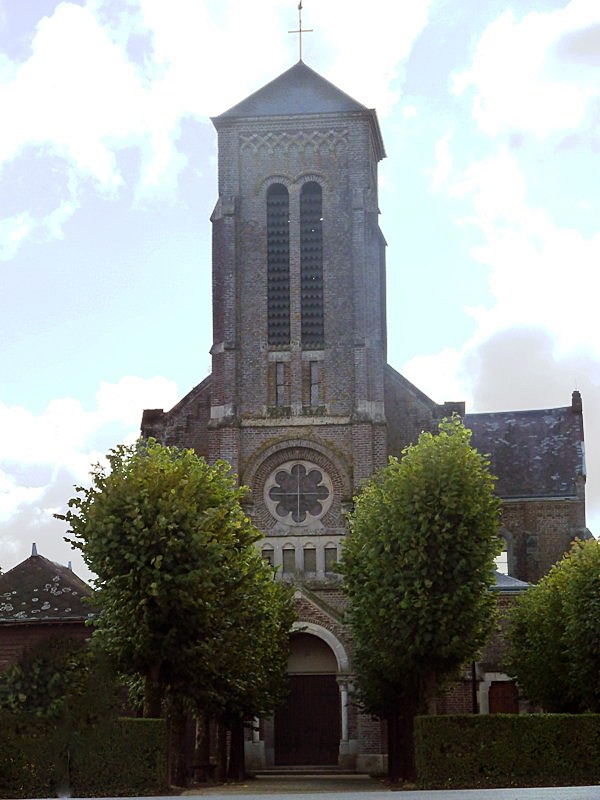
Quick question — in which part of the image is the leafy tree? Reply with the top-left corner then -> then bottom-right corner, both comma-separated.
0,637 -> 120,721
200,567 -> 295,781
164,549 -> 294,782
506,537 -> 600,712
58,439 -> 293,725
342,417 -> 501,783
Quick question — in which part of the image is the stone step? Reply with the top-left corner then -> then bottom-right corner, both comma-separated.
253,766 -> 365,777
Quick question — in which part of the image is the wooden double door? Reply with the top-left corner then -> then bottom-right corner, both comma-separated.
274,674 -> 341,765
489,681 -> 519,714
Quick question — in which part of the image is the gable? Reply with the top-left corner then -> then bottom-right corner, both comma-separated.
384,364 -> 465,458
141,374 -> 212,457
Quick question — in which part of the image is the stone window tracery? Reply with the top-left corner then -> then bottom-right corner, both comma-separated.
264,460 -> 333,526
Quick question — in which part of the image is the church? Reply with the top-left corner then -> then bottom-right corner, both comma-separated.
141,59 -> 588,771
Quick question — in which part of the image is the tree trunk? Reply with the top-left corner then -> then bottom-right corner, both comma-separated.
143,664 -> 162,717
216,719 -> 228,783
387,695 -> 417,784
387,711 -> 401,785
227,718 -> 246,782
194,713 -> 213,783
169,707 -> 186,787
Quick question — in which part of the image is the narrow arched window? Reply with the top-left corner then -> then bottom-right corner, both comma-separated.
282,544 -> 296,575
300,181 -> 324,347
303,544 -> 317,573
267,183 -> 290,345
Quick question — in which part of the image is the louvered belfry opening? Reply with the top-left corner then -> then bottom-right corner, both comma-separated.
300,181 -> 324,347
267,183 -> 291,345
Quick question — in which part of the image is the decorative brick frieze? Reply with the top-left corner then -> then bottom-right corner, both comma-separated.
240,129 -> 349,155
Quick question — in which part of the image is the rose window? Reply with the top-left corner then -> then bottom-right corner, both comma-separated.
265,461 -> 332,525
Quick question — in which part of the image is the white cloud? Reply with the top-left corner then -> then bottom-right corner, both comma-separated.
41,165 -> 81,240
0,2 -> 165,248
448,148 -> 600,358
314,1 -> 432,115
43,196 -> 79,240
94,375 -> 180,427
429,131 -> 453,193
0,1 -> 430,255
0,4 -> 137,188
453,1 -> 600,137
0,165 -> 80,258
402,346 -> 469,406
0,375 -> 179,578
0,212 -> 34,260
0,473 -> 45,524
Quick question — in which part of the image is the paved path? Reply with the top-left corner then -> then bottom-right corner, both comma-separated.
179,774 -> 600,799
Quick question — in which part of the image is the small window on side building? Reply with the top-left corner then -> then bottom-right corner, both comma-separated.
495,549 -> 508,575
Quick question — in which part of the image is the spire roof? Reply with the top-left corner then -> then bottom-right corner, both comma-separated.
214,61 -> 385,159
216,60 -> 368,119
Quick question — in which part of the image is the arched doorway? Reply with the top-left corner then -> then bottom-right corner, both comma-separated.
274,632 -> 341,765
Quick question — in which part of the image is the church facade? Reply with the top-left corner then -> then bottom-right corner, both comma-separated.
141,62 -> 588,770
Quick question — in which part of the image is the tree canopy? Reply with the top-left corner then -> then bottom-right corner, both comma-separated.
506,537 -> 600,713
342,417 -> 501,782
58,439 -> 294,720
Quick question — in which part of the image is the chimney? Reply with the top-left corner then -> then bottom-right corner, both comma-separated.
31,542 -> 38,556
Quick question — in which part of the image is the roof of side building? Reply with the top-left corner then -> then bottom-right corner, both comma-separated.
0,550 -> 93,623
465,395 -> 585,500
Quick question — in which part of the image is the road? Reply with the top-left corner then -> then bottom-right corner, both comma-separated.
176,774 -> 600,799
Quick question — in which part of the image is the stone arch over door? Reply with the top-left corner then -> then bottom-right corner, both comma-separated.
273,623 -> 350,766
291,621 -> 350,672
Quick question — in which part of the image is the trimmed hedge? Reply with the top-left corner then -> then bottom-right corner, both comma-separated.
0,713 -> 167,798
0,714 -> 69,798
415,713 -> 600,789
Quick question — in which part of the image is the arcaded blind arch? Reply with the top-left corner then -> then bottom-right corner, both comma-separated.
300,181 -> 324,347
267,183 -> 290,345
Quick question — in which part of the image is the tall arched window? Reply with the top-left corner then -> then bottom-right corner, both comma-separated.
267,183 -> 290,345
300,181 -> 324,347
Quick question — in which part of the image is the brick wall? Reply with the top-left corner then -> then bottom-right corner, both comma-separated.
501,497 -> 585,582
0,621 -> 90,673
436,680 -> 475,715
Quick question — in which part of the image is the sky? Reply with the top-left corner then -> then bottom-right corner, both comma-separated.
1,0 -> 599,581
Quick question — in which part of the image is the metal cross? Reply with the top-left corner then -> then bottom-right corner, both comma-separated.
288,1 -> 313,62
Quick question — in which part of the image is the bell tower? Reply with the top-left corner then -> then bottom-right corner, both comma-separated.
208,62 -> 388,516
